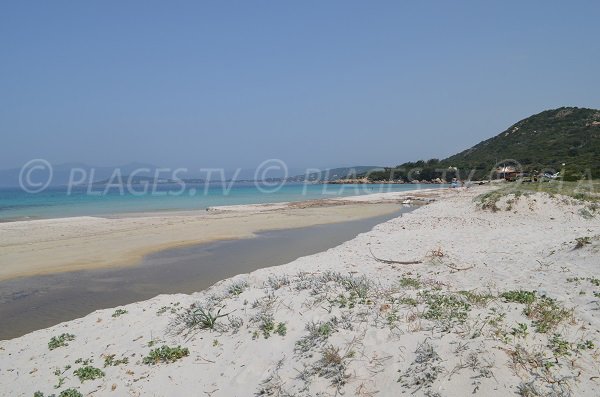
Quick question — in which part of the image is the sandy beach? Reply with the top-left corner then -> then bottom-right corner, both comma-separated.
0,189 -> 448,282
1,185 -> 599,396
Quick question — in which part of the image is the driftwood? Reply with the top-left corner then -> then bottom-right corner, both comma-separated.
369,247 -> 422,265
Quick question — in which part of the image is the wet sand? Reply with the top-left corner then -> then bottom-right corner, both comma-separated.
0,201 -> 409,281
0,208 -> 410,340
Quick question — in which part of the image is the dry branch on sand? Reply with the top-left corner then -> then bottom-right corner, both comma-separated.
368,247 -> 422,265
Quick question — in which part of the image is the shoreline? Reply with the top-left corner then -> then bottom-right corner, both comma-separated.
0,208 -> 412,340
2,185 -> 598,396
0,187 -> 449,281
0,183 -> 449,223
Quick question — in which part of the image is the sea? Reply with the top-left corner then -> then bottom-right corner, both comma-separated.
0,182 -> 446,221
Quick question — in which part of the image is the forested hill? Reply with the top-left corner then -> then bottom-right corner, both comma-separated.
367,107 -> 600,181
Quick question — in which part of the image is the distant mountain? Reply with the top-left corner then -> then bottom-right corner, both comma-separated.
0,162 -> 160,187
366,107 -> 600,181
287,166 -> 384,182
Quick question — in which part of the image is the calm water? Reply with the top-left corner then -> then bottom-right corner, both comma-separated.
0,208 -> 411,340
0,182 -> 443,221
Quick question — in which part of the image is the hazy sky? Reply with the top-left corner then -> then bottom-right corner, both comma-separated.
1,1 -> 599,170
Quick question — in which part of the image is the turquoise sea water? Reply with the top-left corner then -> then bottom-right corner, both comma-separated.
0,183 -> 446,221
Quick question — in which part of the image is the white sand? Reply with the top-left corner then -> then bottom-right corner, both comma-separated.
1,186 -> 599,396
1,189 -> 442,281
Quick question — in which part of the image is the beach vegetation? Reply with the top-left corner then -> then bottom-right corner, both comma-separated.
574,236 -> 592,249
576,340 -> 595,351
34,390 -> 83,397
459,290 -> 494,306
523,296 -> 571,333
312,345 -> 353,391
295,320 -> 337,354
227,280 -> 248,296
265,275 -> 291,290
476,190 -> 504,212
48,333 -> 75,350
340,274 -> 370,300
256,313 -> 275,338
501,290 -> 536,304
397,341 -> 443,393
227,315 -> 244,334
398,297 -> 418,306
143,345 -> 189,365
170,304 -> 229,336
548,334 -> 571,357
275,322 -> 287,336
421,291 -> 471,329
103,354 -> 129,367
53,375 -> 65,389
73,365 -> 104,382
111,309 -> 127,318
399,277 -> 421,289
511,323 -> 529,340
60,391 -> 83,397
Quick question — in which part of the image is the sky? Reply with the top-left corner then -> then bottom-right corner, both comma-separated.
1,1 -> 599,171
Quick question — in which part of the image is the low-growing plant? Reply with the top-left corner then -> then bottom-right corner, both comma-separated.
312,345 -> 354,391
511,323 -> 529,340
501,290 -> 536,304
421,291 -> 471,329
60,390 -> 82,397
398,341 -> 443,393
275,322 -> 287,336
34,389 -> 83,397
340,275 -> 370,301
574,236 -> 592,249
459,290 -> 494,306
549,334 -> 571,357
398,297 -> 418,306
265,275 -> 291,290
48,334 -> 75,350
576,340 -> 595,351
227,280 -> 248,296
73,366 -> 104,383
112,309 -> 128,318
103,354 -> 129,367
524,296 -> 571,333
143,345 -> 189,365
295,320 -> 337,354
399,277 -> 421,289
258,314 -> 275,339
171,304 -> 229,336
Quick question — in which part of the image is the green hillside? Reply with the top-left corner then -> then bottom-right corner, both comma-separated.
367,107 -> 600,181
